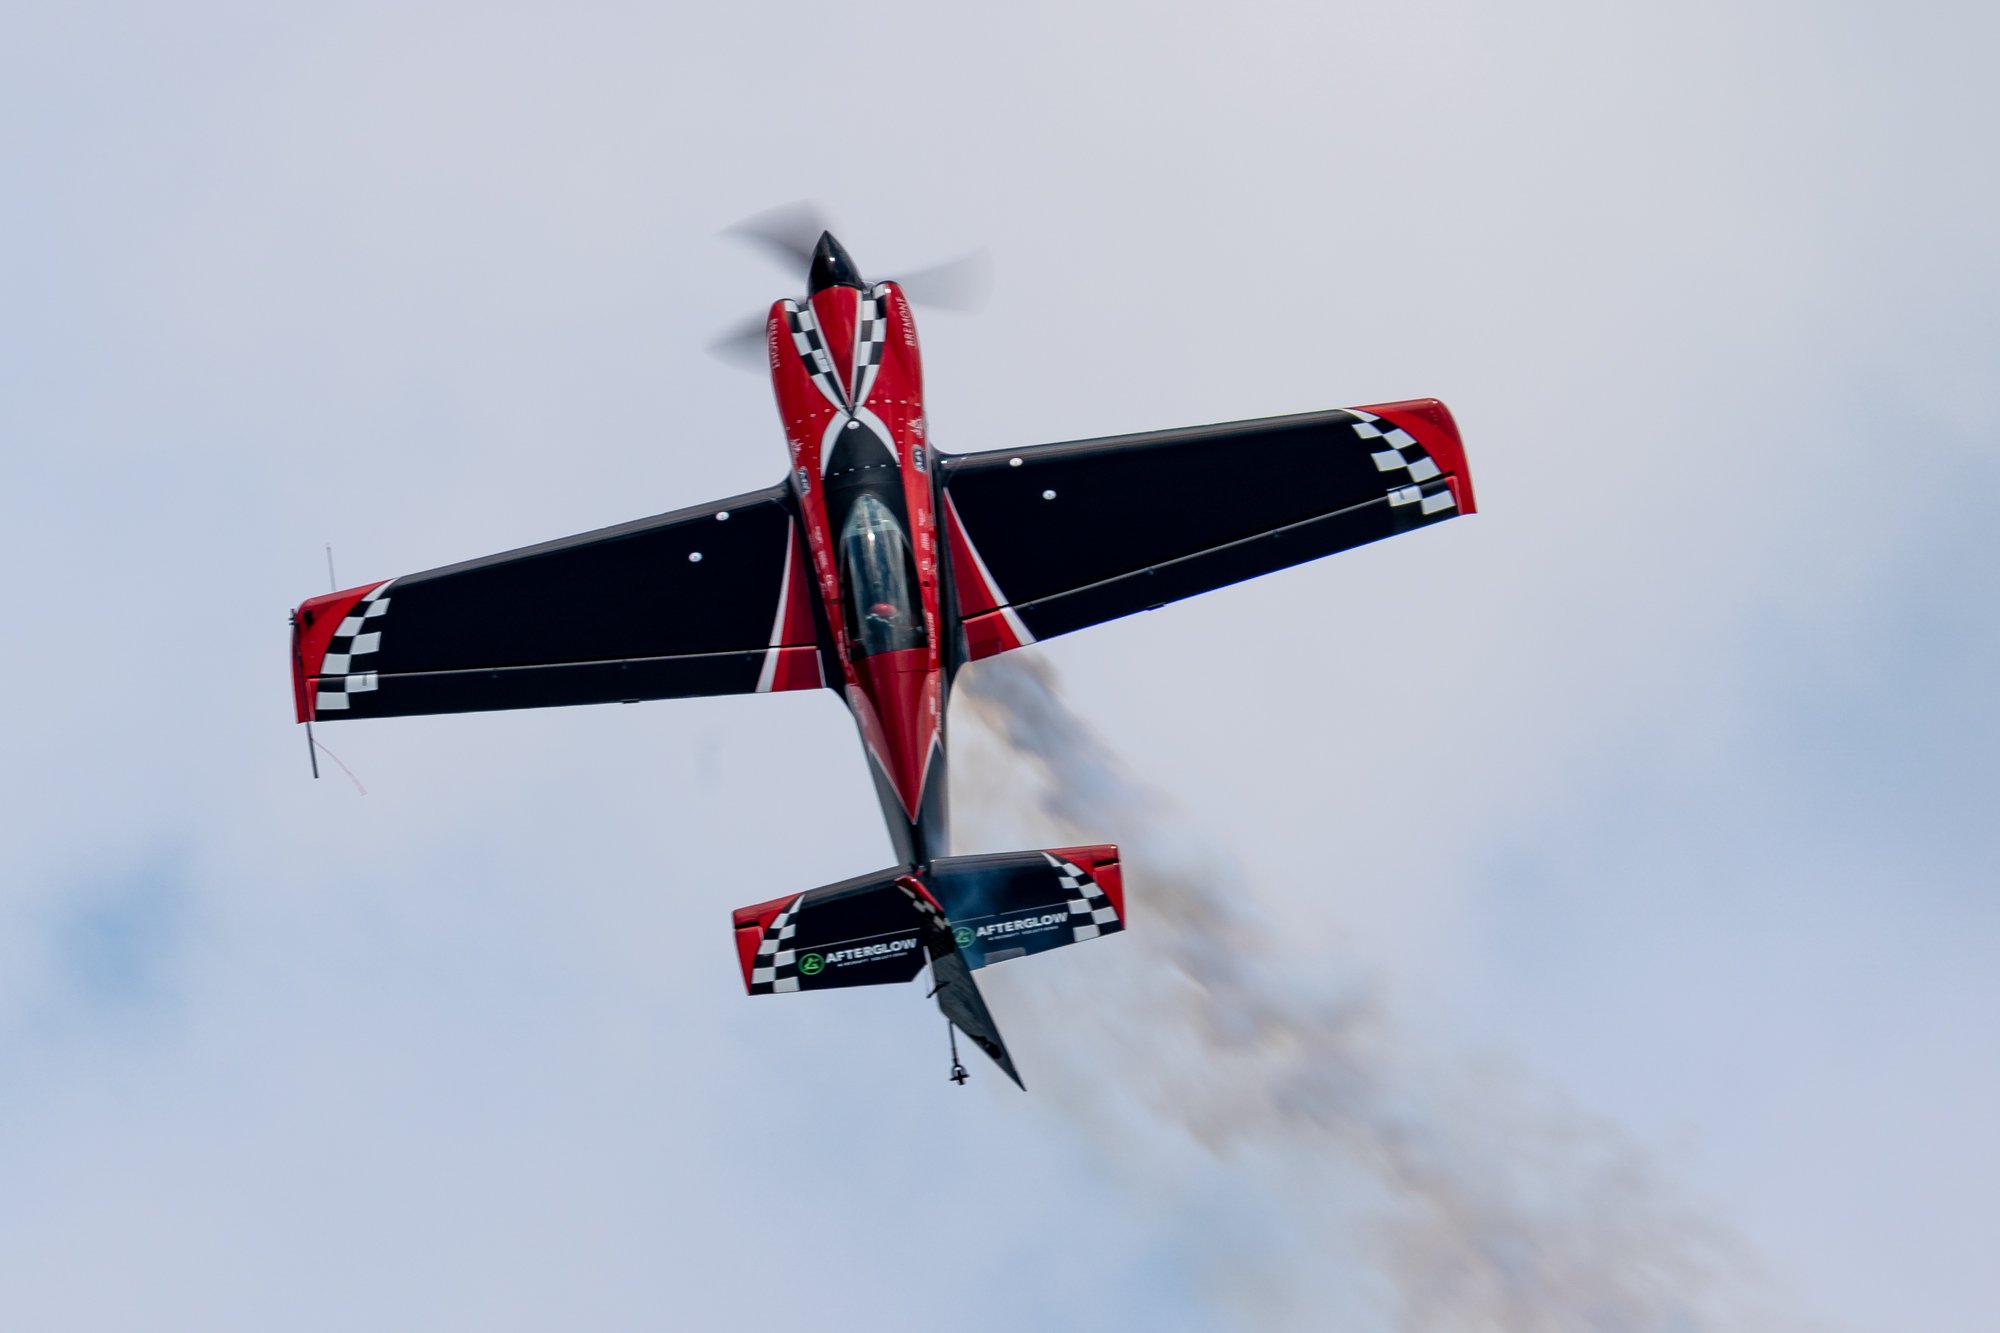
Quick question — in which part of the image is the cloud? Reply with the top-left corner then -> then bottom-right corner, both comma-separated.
958,654 -> 1808,1332
0,0 -> 1994,1328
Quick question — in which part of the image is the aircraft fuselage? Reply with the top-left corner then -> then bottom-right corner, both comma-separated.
767,236 -> 954,865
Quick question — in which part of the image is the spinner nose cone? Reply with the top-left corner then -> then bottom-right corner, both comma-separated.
808,231 -> 865,294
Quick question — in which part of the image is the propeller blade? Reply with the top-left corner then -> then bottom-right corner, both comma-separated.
712,213 -> 994,372
706,312 -> 770,367
725,201 -> 833,270
896,250 -> 993,312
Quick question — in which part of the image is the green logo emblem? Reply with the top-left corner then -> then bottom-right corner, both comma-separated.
798,953 -> 825,976
952,926 -> 974,948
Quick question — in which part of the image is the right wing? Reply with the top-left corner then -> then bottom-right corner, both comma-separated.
940,399 -> 1474,656
291,484 -> 825,721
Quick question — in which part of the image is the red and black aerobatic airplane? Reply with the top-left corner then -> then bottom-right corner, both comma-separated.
289,233 -> 1476,1088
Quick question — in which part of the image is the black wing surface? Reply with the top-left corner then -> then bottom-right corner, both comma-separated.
940,399 -> 1474,654
291,484 -> 825,721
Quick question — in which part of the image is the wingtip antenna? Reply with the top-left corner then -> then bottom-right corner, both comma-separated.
325,544 -> 337,593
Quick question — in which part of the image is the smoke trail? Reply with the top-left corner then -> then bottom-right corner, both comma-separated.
956,654 -> 1784,1333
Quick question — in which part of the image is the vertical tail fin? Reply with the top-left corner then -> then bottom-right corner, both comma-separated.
895,876 -> 1023,1088
926,932 -> 1024,1089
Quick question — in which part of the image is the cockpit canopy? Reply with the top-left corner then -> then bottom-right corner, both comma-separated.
838,493 -> 928,659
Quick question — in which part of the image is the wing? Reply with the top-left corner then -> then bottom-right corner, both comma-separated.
290,484 -> 826,721
939,398 -> 1474,656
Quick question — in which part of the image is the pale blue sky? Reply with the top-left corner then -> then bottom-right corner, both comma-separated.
2,2 -> 1994,1329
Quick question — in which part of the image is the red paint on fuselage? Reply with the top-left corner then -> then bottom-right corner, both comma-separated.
850,647 -> 942,810
768,279 -> 945,835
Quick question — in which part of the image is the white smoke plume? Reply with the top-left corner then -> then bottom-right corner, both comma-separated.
956,654 -> 1791,1333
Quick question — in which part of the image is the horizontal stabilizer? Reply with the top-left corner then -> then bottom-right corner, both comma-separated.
732,870 -> 931,995
730,845 -> 1124,1088
926,846 -> 1125,968
731,844 -> 1125,994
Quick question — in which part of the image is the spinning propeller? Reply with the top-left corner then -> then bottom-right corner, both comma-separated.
708,202 -> 992,366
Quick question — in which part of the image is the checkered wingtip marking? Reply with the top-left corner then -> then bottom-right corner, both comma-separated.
852,285 -> 889,406
1045,853 -> 1123,943
1349,410 -> 1458,517
784,301 -> 848,411
313,581 -> 394,714
747,895 -> 807,995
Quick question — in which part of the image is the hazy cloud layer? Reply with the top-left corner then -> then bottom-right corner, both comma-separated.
2,1 -> 1994,1329
957,654 -> 1781,1331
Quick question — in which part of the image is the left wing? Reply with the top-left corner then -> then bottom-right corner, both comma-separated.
940,399 -> 1474,657
291,484 -> 825,721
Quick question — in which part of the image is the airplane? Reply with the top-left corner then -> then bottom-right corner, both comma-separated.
288,232 -> 1476,1088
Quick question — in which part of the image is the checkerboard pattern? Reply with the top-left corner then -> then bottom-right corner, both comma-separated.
747,895 -> 807,995
1350,409 -> 1458,516
783,301 -> 847,411
314,581 -> 394,715
852,285 -> 888,406
1046,854 -> 1123,942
